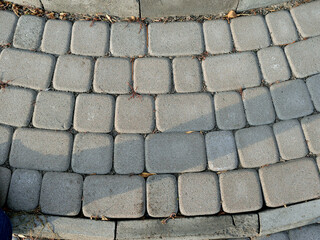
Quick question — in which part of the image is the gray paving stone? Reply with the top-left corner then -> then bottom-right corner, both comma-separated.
72,133 -> 113,174
0,125 -> 13,165
74,93 -> 114,133
53,55 -> 93,92
317,156 -> 320,171
230,15 -> 270,51
9,128 -> 72,171
93,57 -> 131,94
214,91 -> 246,130
156,93 -> 214,132
10,0 -> 41,8
40,19 -> 72,55
235,125 -> 279,168
288,224 -> 320,240
40,172 -> 83,216
148,22 -> 204,56
178,172 -> 220,216
202,52 -> 261,92
0,167 -> 11,207
114,134 -> 144,175
0,87 -> 36,127
71,21 -> 110,57
0,11 -> 17,45
259,158 -> 320,207
301,114 -> 320,154
7,169 -> 42,211
145,133 -> 206,173
273,120 -> 308,160
206,131 -> 238,172
219,169 -> 263,213
147,174 -> 178,218
306,74 -> 320,111
134,57 -> 172,94
33,91 -> 75,130
83,175 -> 145,218
237,0 -> 288,11
254,232 -> 289,240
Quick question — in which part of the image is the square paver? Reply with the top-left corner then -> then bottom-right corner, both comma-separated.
288,224 -> 320,240
306,74 -> 320,111
301,114 -> 320,154
0,125 -> 12,165
0,11 -> 17,45
0,167 -> 11,207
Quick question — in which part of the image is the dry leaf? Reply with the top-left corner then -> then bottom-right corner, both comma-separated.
185,131 -> 194,134
227,10 -> 237,19
139,172 -> 156,178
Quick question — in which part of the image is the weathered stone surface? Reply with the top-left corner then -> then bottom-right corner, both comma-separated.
0,11 -> 17,45
255,232 -> 289,240
0,125 -> 13,165
0,167 -> 11,207
288,224 -> 320,240
301,114 -> 320,154
10,0 -> 41,8
306,74 -> 320,112
237,0 -> 289,11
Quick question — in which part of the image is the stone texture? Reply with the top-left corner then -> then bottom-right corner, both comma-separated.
288,224 -> 320,240
237,0 -> 289,11
301,114 -> 320,154
10,0 -> 41,8
255,232 -> 289,240
0,125 -> 13,165
0,11 -> 17,45
0,167 -> 11,207
306,74 -> 320,111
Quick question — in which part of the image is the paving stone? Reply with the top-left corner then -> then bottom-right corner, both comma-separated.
7,169 -> 42,211
146,174 -> 178,218
74,93 -> 114,133
148,22 -> 204,56
93,57 -> 131,94
0,167 -> 11,207
0,11 -> 18,45
9,128 -> 72,171
237,0 -> 288,11
273,120 -> 308,160
257,47 -> 291,84
133,58 -> 172,94
40,172 -> 83,216
301,114 -> 320,154
40,19 -> 72,55
219,169 -> 263,213
306,74 -> 320,111
33,91 -> 75,130
202,52 -> 261,92
10,0 -> 41,8
235,125 -> 279,168
0,125 -> 12,165
288,224 -> 320,240
114,134 -> 144,175
172,57 -> 202,93
83,175 -> 145,218
214,91 -> 246,130
265,10 -> 298,45
145,133 -> 206,173
270,80 -> 313,120
156,93 -> 214,132
205,131 -> 238,171
0,48 -> 55,90
53,55 -> 94,92
230,15 -> 270,51
71,21 -> 110,57
259,158 -> 320,207
317,156 -> 320,171
0,87 -> 36,127
178,172 -> 220,216
255,232 -> 289,240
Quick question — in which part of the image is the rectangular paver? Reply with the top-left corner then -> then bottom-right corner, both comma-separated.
0,11 -> 17,45
0,125 -> 12,165
0,167 -> 11,207
301,114 -> 320,154
288,224 -> 320,240
306,74 -> 320,111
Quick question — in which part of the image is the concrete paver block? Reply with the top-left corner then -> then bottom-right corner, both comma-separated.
0,125 -> 13,165
301,114 -> 320,154
237,0 -> 288,11
288,224 -> 320,240
306,74 -> 320,111
0,167 -> 11,207
10,0 -> 41,8
255,232 -> 289,240
0,11 -> 17,45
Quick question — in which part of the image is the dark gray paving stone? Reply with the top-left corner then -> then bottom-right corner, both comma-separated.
0,167 -> 11,207
301,114 -> 320,154
255,232 -> 289,240
0,11 -> 17,45
0,125 -> 12,165
237,0 -> 288,11
306,74 -> 320,111
288,224 -> 320,240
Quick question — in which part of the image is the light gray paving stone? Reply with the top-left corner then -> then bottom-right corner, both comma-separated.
0,125 -> 12,165
10,0 -> 41,8
219,169 -> 263,213
115,95 -> 154,133
83,175 -> 145,218
259,158 -> 320,207
33,91 -> 75,130
214,91 -> 246,130
7,169 -> 42,211
147,174 -> 178,218
0,11 -> 17,45
306,74 -> 320,111
235,125 -> 279,168
74,93 -> 114,133
237,0 -> 288,11
205,131 -> 238,171
230,15 -> 270,51
317,156 -> 320,170
202,52 -> 261,92
270,80 -> 314,120
40,19 -> 72,55
0,48 -> 55,90
289,224 -> 320,240
155,93 -> 215,132
114,134 -> 144,175
254,232 -> 289,240
273,120 -> 308,160
301,114 -> 320,154
72,133 -> 113,174
53,55 -> 93,92
148,22 -> 204,56
93,57 -> 131,94
40,172 -> 83,216
134,57 -> 172,94
0,87 -> 36,127
172,57 -> 202,93
9,128 -> 72,171
178,172 -> 220,216
71,21 -> 110,57
0,167 -> 11,207
145,133 -> 206,173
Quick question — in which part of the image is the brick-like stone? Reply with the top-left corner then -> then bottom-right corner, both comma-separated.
306,74 -> 320,111
71,133 -> 113,174
237,0 -> 288,11
289,224 -> 320,240
146,133 -> 206,173
9,128 -> 72,171
259,158 -> 320,207
0,167 -> 11,207
83,175 -> 145,218
10,0 -> 41,8
301,114 -> 320,154
74,93 -> 114,133
156,93 -> 214,132
255,232 -> 289,240
40,172 -> 83,216
202,52 -> 261,92
270,80 -> 314,120
0,125 -> 12,165
0,11 -> 17,45
148,22 -> 204,56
